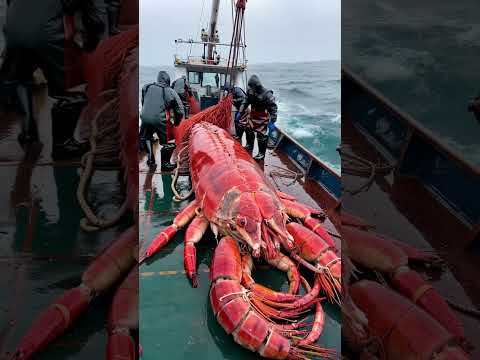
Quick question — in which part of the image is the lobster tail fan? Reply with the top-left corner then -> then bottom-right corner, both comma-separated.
175,94 -> 233,148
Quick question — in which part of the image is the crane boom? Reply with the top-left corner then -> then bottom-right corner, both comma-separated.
207,0 -> 221,60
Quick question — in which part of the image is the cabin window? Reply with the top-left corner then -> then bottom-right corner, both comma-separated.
202,72 -> 222,88
188,72 -> 201,84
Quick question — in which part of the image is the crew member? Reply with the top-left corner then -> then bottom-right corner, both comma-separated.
171,75 -> 192,118
0,0 -> 104,150
468,94 -> 480,123
239,74 -> 278,160
201,28 -> 209,59
106,0 -> 122,36
140,71 -> 184,170
228,86 -> 248,141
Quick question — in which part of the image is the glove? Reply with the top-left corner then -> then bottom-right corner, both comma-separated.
235,111 -> 241,123
267,120 -> 276,132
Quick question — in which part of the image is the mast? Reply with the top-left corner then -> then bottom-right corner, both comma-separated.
207,0 -> 221,60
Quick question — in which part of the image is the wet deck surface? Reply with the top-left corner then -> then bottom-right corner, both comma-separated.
0,86 -> 128,359
342,117 -> 480,357
139,142 -> 341,359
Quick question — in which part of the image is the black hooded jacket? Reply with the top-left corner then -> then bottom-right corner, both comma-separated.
232,86 -> 246,110
141,71 -> 184,126
241,75 -> 277,122
171,76 -> 192,100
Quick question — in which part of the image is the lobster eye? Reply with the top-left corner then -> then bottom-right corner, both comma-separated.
236,216 -> 247,227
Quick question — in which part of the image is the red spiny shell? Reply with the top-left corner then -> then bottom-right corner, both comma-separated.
259,330 -> 291,359
341,226 -> 407,272
392,268 -> 465,341
108,265 -> 138,330
210,279 -> 244,315
82,227 -> 137,292
233,311 -> 269,351
286,222 -> 329,262
216,298 -> 250,334
350,280 -> 453,360
188,122 -> 276,220
210,237 -> 243,282
14,286 -> 91,359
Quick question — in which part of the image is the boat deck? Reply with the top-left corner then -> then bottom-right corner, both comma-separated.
343,116 -> 480,357
139,141 -> 341,359
0,85 -> 128,359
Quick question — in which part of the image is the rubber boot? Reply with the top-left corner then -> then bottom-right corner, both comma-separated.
233,123 -> 244,141
161,144 -> 176,172
139,124 -> 148,153
253,133 -> 268,160
145,139 -> 156,168
16,83 -> 38,146
244,128 -> 254,152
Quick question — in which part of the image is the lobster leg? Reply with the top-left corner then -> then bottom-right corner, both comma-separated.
275,190 -> 296,201
184,215 -> 209,288
281,198 -> 336,250
241,253 -> 299,303
297,301 -> 325,346
11,227 -> 137,360
287,222 -> 341,304
392,267 -> 467,347
210,237 -> 335,360
142,200 -> 198,261
343,226 -> 466,346
266,252 -> 301,295
106,265 -> 138,360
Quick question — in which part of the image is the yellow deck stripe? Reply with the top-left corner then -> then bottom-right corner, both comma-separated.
140,268 -> 210,277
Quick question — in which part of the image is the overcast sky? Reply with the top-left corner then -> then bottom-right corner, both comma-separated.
140,0 -> 340,66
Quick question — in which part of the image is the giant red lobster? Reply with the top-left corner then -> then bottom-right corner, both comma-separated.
142,95 -> 341,359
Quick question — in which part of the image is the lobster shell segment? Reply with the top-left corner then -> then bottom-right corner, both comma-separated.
350,280 -> 455,360
392,268 -> 465,342
210,236 -> 243,282
286,222 -> 329,262
341,226 -> 407,273
210,279 -> 245,315
258,331 -> 291,360
232,311 -> 270,351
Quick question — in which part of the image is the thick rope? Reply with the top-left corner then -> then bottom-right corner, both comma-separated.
171,145 -> 194,202
339,145 -> 395,195
77,94 -> 129,232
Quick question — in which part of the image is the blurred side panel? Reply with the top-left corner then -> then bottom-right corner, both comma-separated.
0,0 -> 139,359
341,0 -> 480,359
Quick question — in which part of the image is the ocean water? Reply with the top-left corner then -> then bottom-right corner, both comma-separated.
140,60 -> 341,171
344,0 -> 480,167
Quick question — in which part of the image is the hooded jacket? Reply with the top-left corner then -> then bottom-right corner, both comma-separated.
141,71 -> 184,126
232,86 -> 247,110
171,76 -> 192,100
241,75 -> 277,122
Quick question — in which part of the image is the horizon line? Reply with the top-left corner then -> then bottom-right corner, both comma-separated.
140,58 -> 340,68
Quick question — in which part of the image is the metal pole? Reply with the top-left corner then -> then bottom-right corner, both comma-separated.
207,0 -> 221,60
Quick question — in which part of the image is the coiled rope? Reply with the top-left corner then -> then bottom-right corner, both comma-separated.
339,145 -> 395,195
77,91 -> 129,232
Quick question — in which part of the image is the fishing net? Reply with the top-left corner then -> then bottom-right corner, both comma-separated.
188,94 -> 201,115
174,94 -> 233,171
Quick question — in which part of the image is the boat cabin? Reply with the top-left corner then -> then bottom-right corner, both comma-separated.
173,39 -> 247,110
